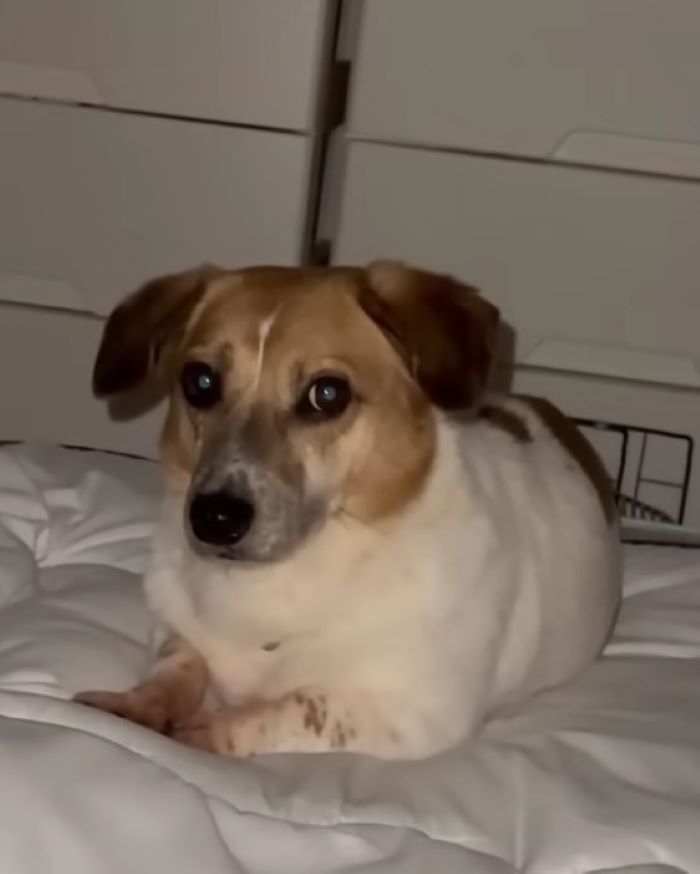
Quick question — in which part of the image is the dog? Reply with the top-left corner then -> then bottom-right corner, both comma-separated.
75,261 -> 621,760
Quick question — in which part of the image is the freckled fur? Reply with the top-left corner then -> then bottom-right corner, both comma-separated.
331,720 -> 347,749
303,697 -> 326,736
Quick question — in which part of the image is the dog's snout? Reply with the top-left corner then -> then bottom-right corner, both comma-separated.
189,490 -> 255,547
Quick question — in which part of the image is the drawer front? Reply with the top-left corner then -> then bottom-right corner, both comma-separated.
0,98 -> 313,316
333,141 -> 700,389
348,0 -> 700,178
0,305 -> 162,457
0,0 -> 332,130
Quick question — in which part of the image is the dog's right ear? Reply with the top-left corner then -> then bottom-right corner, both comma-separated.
93,265 -> 219,397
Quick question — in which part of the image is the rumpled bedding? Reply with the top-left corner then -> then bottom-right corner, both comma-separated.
0,442 -> 698,874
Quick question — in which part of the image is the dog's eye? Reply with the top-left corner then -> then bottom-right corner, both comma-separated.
180,362 -> 221,410
297,375 -> 352,421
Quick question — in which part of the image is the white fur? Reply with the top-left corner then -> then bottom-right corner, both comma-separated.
145,397 -> 621,758
251,306 -> 280,392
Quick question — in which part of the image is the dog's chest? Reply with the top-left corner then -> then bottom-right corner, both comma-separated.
198,636 -> 282,703
147,460 -> 476,702
191,621 -> 354,704
147,553 -> 375,701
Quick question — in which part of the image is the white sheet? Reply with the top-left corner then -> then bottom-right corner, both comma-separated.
0,443 -> 698,874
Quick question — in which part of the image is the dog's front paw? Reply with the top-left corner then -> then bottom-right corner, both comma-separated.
74,688 -> 173,733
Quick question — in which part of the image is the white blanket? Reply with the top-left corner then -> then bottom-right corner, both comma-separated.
0,443 -> 698,874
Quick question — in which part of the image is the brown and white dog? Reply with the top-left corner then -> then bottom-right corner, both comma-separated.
76,261 -> 621,760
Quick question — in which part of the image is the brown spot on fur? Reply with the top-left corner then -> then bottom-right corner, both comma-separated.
293,692 -> 305,706
262,641 -> 280,652
330,720 -> 348,749
303,697 -> 327,736
479,404 -> 531,442
522,396 -> 616,523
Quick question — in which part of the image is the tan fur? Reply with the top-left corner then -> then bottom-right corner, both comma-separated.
157,267 -> 439,522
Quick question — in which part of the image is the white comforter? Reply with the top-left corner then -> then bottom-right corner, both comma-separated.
0,443 -> 699,874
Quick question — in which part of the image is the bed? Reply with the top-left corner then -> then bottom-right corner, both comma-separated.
1,440 -> 699,874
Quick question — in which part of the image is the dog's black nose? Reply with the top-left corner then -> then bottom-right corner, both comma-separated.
188,490 -> 255,547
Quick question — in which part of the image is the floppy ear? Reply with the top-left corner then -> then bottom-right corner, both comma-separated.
93,265 -> 219,397
359,261 -> 500,410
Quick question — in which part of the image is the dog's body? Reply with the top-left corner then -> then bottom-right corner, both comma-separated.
77,263 -> 621,759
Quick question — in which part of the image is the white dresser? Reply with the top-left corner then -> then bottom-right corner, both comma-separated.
325,0 -> 700,526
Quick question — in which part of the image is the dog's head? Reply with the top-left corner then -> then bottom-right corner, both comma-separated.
94,262 -> 499,561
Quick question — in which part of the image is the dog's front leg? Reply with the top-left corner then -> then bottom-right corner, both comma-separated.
74,634 -> 209,733
171,690 -> 412,758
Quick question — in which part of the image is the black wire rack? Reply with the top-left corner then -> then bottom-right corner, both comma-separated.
575,418 -> 694,525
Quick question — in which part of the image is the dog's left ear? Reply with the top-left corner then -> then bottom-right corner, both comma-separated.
93,265 -> 220,398
359,261 -> 500,410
